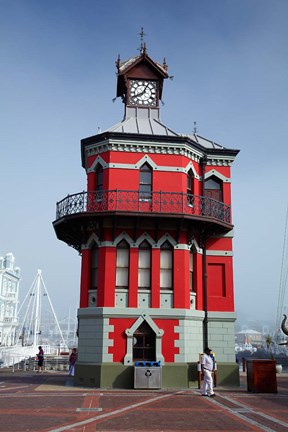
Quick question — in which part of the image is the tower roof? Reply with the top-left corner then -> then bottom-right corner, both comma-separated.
117,52 -> 168,78
104,113 -> 178,137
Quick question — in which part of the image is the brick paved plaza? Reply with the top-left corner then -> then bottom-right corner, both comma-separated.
0,370 -> 287,432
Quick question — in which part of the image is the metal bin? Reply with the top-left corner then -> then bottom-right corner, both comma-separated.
134,361 -> 162,389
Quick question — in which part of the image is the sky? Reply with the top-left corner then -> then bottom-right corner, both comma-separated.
0,0 -> 287,330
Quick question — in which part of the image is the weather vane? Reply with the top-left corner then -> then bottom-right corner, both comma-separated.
139,27 -> 147,54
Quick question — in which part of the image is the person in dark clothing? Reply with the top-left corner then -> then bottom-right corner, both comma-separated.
69,348 -> 77,376
37,346 -> 44,372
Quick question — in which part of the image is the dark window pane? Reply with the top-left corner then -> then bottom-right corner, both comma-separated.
140,163 -> 151,172
205,178 -> 220,190
139,241 -> 150,249
140,185 -> 151,193
133,321 -> 156,362
139,164 -> 152,200
96,166 -> 103,191
140,171 -> 152,183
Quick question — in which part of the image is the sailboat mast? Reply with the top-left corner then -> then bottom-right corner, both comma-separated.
275,204 -> 288,332
33,269 -> 42,347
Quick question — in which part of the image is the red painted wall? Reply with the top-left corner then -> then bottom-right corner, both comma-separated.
80,248 -> 91,308
108,318 -> 135,362
154,319 -> 180,362
207,256 -> 234,311
87,155 -> 232,199
87,155 -> 233,209
80,236 -> 235,313
206,237 -> 233,251
80,149 -> 235,317
174,249 -> 190,308
108,317 -> 180,363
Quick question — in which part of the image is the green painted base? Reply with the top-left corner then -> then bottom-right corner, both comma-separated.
75,362 -> 240,389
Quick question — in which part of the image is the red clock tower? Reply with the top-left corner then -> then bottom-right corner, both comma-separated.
53,40 -> 239,388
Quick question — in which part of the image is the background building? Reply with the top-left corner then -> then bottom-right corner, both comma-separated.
53,42 -> 239,388
0,253 -> 20,346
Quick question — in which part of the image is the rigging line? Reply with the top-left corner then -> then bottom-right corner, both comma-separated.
17,272 -> 39,315
40,273 -> 68,348
275,203 -> 288,331
3,278 -> 35,346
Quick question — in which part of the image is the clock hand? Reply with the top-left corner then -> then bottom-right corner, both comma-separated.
137,83 -> 150,97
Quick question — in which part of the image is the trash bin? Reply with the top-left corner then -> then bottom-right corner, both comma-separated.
134,361 -> 162,389
246,359 -> 277,393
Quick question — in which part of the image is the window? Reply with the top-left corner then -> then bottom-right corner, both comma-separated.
190,251 -> 194,291
91,244 -> 98,289
205,177 -> 222,202
187,169 -> 194,206
116,240 -> 129,288
138,241 -> 151,289
133,321 -> 156,361
139,163 -> 152,200
95,165 -> 103,200
160,241 -> 173,289
187,169 -> 194,195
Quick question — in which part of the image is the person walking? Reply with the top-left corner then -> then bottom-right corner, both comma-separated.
69,348 -> 77,376
37,346 -> 44,372
201,347 -> 215,397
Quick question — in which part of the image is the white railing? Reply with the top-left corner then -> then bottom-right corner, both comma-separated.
0,345 -> 70,372
0,345 -> 63,368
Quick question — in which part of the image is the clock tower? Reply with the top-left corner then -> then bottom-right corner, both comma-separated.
116,41 -> 168,117
53,38 -> 240,389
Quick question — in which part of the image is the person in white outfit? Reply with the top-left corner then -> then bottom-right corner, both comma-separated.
201,347 -> 215,397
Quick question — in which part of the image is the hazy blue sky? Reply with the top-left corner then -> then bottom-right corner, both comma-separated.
1,0 -> 287,329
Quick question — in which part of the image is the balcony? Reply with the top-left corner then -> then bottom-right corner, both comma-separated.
55,190 -> 231,224
53,190 -> 232,250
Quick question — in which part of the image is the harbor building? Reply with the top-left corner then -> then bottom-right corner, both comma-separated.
53,41 -> 239,387
0,253 -> 20,346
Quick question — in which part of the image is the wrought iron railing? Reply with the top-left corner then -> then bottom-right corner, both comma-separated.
55,190 -> 231,224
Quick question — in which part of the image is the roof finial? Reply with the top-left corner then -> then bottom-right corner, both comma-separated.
139,27 -> 147,54
193,121 -> 197,134
163,57 -> 168,71
115,53 -> 121,71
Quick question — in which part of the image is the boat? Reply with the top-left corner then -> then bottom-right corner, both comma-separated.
0,269 -> 75,368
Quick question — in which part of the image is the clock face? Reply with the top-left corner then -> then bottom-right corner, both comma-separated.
129,80 -> 157,106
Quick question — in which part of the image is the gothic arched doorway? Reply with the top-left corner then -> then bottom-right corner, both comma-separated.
133,321 -> 156,362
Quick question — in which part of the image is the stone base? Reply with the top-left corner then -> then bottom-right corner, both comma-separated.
74,362 -> 240,388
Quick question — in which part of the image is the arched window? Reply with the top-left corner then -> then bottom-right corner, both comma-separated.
205,177 -> 222,202
133,321 -> 156,362
187,169 -> 194,195
116,240 -> 129,289
138,241 -> 151,290
95,165 -> 103,200
190,250 -> 194,292
90,243 -> 98,290
139,163 -> 152,200
187,169 -> 194,206
160,241 -> 173,290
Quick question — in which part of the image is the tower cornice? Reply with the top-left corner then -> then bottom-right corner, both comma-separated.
81,132 -> 239,169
